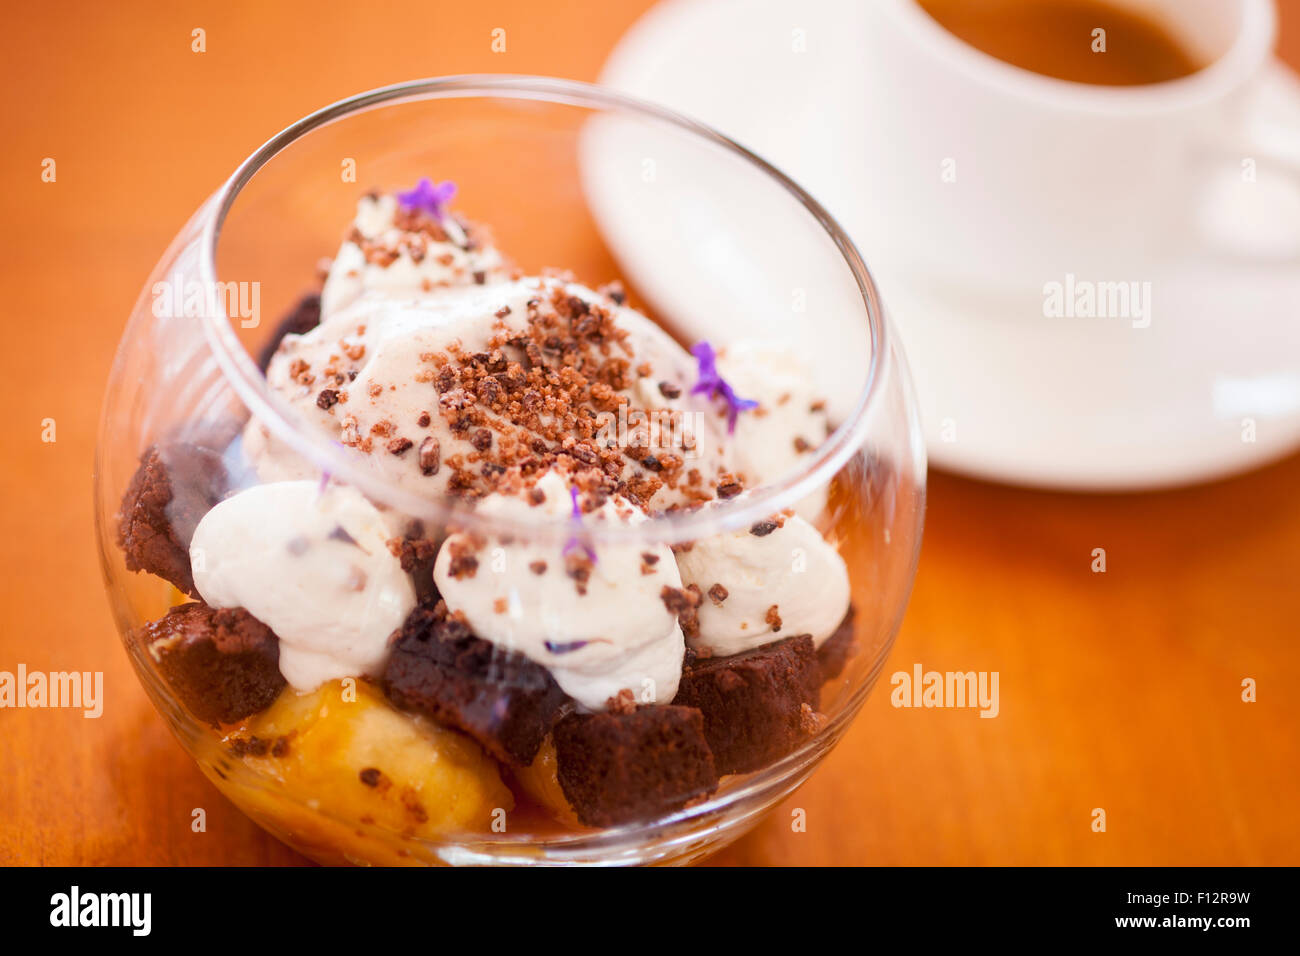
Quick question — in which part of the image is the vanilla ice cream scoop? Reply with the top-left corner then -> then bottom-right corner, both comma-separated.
674,509 -> 850,658
433,471 -> 684,709
716,342 -> 832,520
320,192 -> 511,317
190,480 -> 416,690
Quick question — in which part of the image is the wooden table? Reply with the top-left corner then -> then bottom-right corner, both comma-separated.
2,0 -> 1297,866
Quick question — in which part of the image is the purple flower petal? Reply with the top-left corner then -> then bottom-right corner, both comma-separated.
544,639 -> 589,655
690,340 -> 759,433
395,177 -> 457,220
562,485 -> 597,563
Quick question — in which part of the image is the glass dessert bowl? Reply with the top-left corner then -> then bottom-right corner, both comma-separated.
94,76 -> 926,866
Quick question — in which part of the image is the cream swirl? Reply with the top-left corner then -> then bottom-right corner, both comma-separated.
190,480 -> 416,691
433,471 -> 684,709
674,508 -> 850,658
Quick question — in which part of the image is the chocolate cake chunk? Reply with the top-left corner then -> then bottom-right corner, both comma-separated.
673,635 -> 821,775
116,441 -> 229,597
817,604 -> 858,682
136,602 -> 284,726
553,705 -> 718,828
383,603 -> 568,765
256,292 -> 321,371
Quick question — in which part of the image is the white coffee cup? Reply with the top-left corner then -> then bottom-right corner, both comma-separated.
595,0 -> 1300,488
856,0 -> 1297,288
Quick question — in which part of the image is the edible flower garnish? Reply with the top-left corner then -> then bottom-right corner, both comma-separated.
562,485 -> 597,563
690,341 -> 758,433
396,177 -> 457,220
544,638 -> 612,655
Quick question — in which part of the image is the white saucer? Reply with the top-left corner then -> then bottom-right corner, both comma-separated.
593,0 -> 1300,489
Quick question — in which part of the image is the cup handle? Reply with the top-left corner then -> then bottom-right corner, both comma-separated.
1194,62 -> 1300,260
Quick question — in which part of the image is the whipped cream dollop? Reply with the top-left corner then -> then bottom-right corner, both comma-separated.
716,342 -> 831,520
247,277 -> 734,511
190,480 -> 416,690
674,509 -> 851,658
433,471 -> 684,710
320,193 -> 511,317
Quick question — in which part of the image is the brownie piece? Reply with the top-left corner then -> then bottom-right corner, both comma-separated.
256,292 -> 321,371
673,634 -> 822,775
817,604 -> 858,681
116,441 -> 229,597
136,602 -> 284,726
553,705 -> 718,828
383,603 -> 569,765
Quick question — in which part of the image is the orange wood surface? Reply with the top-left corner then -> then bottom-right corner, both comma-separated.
2,0 -> 1297,866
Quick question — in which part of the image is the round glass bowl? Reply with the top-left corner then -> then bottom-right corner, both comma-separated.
94,76 -> 926,866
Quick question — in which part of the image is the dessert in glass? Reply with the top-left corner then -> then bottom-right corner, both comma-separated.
95,77 -> 926,865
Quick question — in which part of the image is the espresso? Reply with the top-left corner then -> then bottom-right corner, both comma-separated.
917,0 -> 1203,86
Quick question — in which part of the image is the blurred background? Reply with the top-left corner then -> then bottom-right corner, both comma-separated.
2,0 -> 1297,864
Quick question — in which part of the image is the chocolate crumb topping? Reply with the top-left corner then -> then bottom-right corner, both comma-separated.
799,702 -> 828,735
599,280 -> 627,305
529,560 -> 547,575
565,552 -> 594,594
660,584 -> 703,639
282,279 -> 731,508
446,540 -> 479,580
716,478 -> 743,499
707,583 -> 729,606
316,388 -> 339,410
749,519 -> 778,537
418,436 -> 441,475
606,688 -> 638,715
765,604 -> 782,632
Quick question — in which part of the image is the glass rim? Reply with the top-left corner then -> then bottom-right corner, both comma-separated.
197,74 -> 889,541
